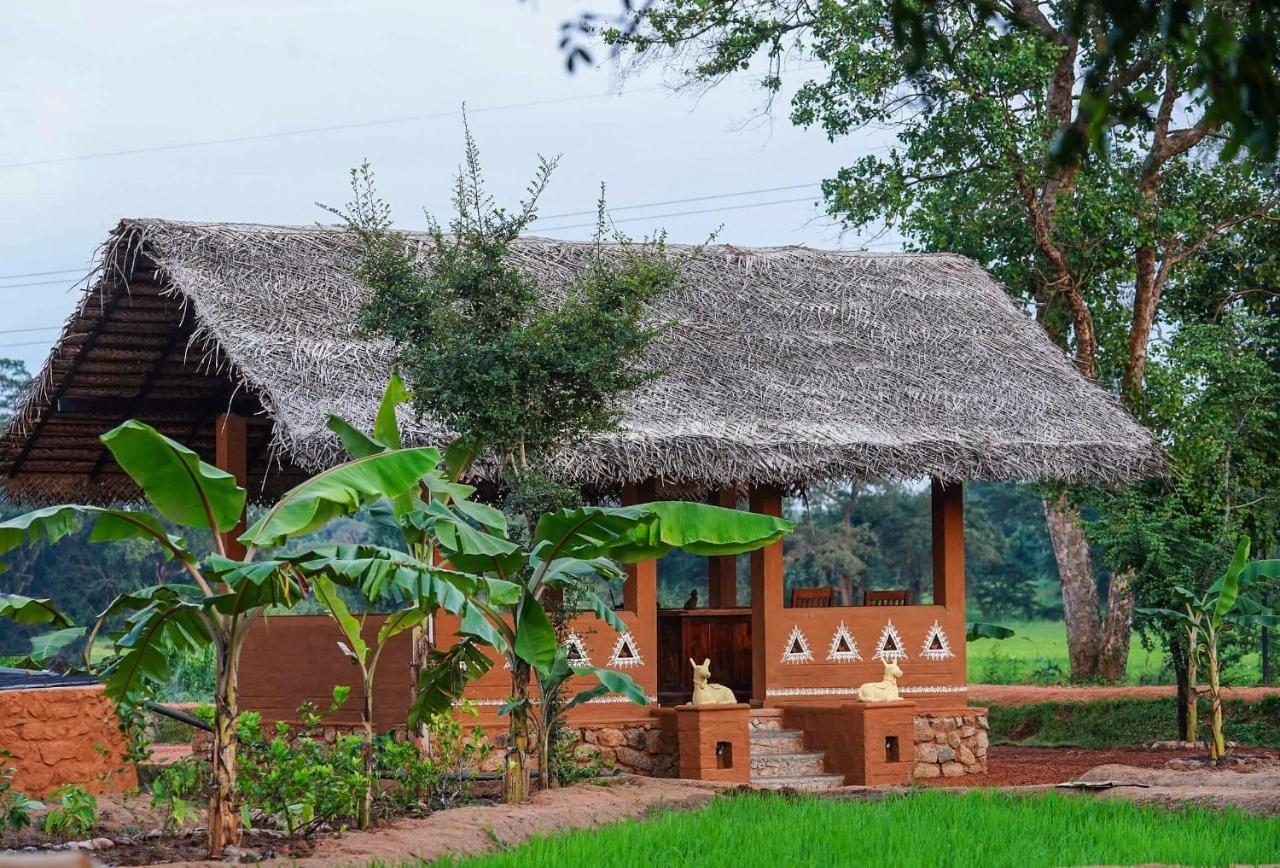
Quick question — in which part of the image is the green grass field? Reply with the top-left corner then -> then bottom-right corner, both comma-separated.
965,619 -> 1262,685
422,790 -> 1280,868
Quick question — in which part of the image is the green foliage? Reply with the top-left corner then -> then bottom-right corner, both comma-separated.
377,702 -> 493,814
429,789 -> 1280,868
149,757 -> 211,831
41,785 -> 97,841
0,357 -> 30,427
235,712 -> 366,839
330,122 -> 683,473
985,696 -> 1280,750
0,751 -> 41,838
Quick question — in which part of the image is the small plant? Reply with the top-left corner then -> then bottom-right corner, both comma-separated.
376,701 -> 493,815
235,700 -> 367,839
551,728 -> 614,786
0,753 -> 42,839
149,757 -> 211,832
42,785 -> 97,841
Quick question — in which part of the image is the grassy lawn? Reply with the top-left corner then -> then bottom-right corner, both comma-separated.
423,790 -> 1280,868
985,696 -> 1280,747
965,619 -> 1262,685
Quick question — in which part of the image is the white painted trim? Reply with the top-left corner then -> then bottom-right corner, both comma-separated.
826,620 -> 862,662
872,618 -> 908,662
781,625 -> 814,663
920,620 -> 955,661
607,631 -> 644,668
765,685 -> 967,697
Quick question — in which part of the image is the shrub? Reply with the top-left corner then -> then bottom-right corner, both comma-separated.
235,713 -> 366,839
0,752 -> 42,839
378,702 -> 493,815
149,757 -> 211,831
42,785 -> 97,841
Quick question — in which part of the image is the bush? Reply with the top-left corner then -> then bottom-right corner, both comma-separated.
149,756 -> 210,831
0,752 -> 41,839
42,785 -> 97,841
235,712 -> 366,839
378,702 -> 493,815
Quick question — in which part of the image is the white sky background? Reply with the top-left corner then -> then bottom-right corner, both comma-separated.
0,0 -> 900,371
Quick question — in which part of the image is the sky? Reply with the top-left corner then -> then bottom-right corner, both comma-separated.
0,0 -> 898,372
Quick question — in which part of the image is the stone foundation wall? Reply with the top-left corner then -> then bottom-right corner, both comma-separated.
568,720 -> 677,778
912,710 -> 988,779
0,685 -> 138,798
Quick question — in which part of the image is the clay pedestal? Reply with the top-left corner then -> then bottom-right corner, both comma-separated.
849,700 -> 916,785
674,702 -> 750,783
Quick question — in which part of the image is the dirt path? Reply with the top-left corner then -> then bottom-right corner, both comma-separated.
921,746 -> 1277,787
297,776 -> 720,867
968,683 -> 1280,704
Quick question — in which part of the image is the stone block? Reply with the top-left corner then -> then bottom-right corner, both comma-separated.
624,729 -> 646,749
614,746 -> 654,773
914,762 -> 941,779
935,746 -> 955,763
594,727 -> 625,747
914,742 -> 938,764
977,730 -> 989,750
958,746 -> 977,767
946,732 -> 961,750
941,761 -> 966,778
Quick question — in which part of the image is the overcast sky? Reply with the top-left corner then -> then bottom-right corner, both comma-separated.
0,0 -> 897,371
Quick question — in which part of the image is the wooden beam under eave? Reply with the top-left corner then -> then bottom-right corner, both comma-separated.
216,413 -> 249,560
930,478 -> 964,608
707,488 -> 738,608
749,485 -> 784,706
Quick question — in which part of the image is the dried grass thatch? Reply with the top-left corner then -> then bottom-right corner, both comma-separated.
0,218 -> 1161,503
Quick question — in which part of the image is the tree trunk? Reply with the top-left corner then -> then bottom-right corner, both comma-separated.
1206,637 -> 1225,761
1097,570 -> 1135,681
1042,497 -> 1101,681
358,688 -> 374,829
1186,641 -> 1199,746
1173,644 -> 1189,743
209,644 -> 241,857
503,664 -> 531,804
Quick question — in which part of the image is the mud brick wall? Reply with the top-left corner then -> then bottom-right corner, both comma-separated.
912,709 -> 988,778
0,685 -> 138,797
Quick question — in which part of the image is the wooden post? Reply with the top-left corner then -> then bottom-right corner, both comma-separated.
215,413 -> 248,560
622,481 -> 657,614
749,486 -> 783,706
930,478 -> 964,607
707,488 -> 738,608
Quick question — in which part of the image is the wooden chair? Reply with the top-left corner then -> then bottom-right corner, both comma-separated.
790,587 -> 834,608
863,589 -> 912,607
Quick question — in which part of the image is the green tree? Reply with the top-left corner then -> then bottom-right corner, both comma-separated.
607,0 -> 1280,682
0,359 -> 30,426
0,421 -> 442,855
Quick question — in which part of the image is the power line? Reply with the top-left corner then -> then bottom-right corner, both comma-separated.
0,325 -> 60,336
539,183 -> 820,221
537,195 -> 821,232
0,278 -> 84,291
0,339 -> 57,350
0,268 -> 85,281
0,88 -> 663,171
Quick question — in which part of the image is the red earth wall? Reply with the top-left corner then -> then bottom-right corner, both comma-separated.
0,685 -> 138,798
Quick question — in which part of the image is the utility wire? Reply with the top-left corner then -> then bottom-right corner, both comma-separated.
0,88 -> 663,170
0,268 -> 86,281
0,325 -> 60,336
538,183 -> 820,221
0,279 -> 85,291
537,195 -> 822,232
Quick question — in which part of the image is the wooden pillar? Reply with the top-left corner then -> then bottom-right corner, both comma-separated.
621,481 -> 658,701
749,486 -> 783,706
215,413 -> 248,560
930,478 -> 964,607
707,488 -> 738,608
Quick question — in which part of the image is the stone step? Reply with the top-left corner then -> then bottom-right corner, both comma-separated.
750,773 -> 845,792
750,729 -> 806,755
749,709 -> 786,731
750,750 -> 828,777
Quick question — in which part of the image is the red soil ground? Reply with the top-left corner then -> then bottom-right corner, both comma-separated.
922,745 -> 1276,787
968,683 -> 1280,704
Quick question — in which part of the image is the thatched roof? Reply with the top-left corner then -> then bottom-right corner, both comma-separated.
0,218 -> 1160,503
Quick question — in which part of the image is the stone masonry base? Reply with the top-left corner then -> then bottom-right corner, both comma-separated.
912,709 -> 989,778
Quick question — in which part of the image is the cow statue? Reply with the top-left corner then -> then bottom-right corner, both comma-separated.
690,658 -> 737,705
856,659 -> 904,702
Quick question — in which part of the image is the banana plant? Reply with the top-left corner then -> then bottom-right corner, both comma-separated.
1138,537 -> 1280,760
0,420 -> 441,856
321,376 -> 794,803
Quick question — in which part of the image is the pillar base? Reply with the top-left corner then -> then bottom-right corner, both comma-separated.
674,703 -> 751,783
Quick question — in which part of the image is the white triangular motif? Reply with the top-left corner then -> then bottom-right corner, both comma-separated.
826,621 -> 861,662
873,619 -> 908,662
920,620 -> 954,661
781,625 -> 814,663
564,631 -> 591,667
607,631 -> 644,668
